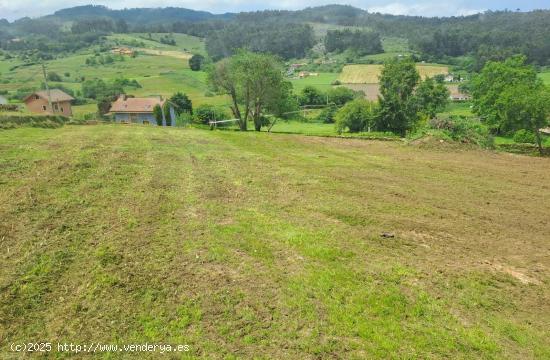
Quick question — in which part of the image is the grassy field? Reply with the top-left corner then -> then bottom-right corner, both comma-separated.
1,125 -> 549,358
339,64 -> 449,84
0,32 -> 227,115
289,73 -> 339,93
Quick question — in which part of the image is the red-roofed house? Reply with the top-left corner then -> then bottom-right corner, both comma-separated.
110,95 -> 171,125
23,89 -> 74,116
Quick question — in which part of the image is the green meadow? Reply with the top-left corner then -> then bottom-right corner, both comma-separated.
1,124 -> 549,358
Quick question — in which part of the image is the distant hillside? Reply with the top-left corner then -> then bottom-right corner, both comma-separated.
49,5 -> 235,24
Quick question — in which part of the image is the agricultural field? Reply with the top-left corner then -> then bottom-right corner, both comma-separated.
339,64 -> 449,84
288,73 -> 339,92
1,125 -> 549,358
107,33 -> 207,55
0,33 -> 228,115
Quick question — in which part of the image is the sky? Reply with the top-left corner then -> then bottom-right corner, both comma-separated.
0,0 -> 548,21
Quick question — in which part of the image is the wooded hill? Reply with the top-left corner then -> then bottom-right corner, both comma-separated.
1,5 -> 549,67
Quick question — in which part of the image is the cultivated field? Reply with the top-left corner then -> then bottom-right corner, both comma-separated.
339,64 -> 449,84
1,125 -> 549,358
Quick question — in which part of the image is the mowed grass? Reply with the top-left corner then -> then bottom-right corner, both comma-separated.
289,73 -> 339,93
1,125 -> 549,358
339,64 -> 449,84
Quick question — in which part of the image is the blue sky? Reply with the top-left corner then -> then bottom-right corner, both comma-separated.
0,0 -> 548,21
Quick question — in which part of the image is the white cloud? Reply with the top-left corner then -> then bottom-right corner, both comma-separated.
367,2 -> 485,17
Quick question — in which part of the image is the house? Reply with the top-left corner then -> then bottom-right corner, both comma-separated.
23,89 -> 74,116
0,95 -> 7,105
448,86 -> 471,101
109,95 -> 174,125
111,47 -> 135,56
444,74 -> 454,82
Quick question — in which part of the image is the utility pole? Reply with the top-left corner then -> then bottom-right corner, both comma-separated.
41,61 -> 53,114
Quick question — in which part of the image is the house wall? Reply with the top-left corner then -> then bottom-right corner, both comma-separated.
25,97 -> 72,116
115,112 -> 158,125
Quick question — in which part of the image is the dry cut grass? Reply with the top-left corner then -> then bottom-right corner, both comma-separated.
0,125 -> 549,359
339,64 -> 449,84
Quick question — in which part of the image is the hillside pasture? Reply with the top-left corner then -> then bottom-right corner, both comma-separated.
0,125 -> 549,358
339,64 -> 449,84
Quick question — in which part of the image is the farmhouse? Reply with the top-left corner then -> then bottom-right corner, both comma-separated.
111,47 -> 135,56
110,95 -> 174,125
448,86 -> 471,101
23,89 -> 74,116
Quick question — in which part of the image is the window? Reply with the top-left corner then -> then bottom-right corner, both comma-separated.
42,105 -> 47,111
35,95 -> 39,100
54,104 -> 59,111
61,107 -> 64,112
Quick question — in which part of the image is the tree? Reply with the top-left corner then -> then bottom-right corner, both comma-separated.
47,72 -> 62,82
415,77 -> 449,118
377,58 -> 420,136
327,86 -> 358,106
169,92 -> 192,115
153,104 -> 163,126
334,98 -> 377,134
188,54 -> 205,71
497,83 -> 550,155
299,86 -> 325,106
470,56 -> 540,133
208,51 -> 291,131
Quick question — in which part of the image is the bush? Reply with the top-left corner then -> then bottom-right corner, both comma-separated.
193,104 -> 229,125
335,99 -> 377,133
316,105 -> 337,123
327,87 -> 358,106
0,115 -> 68,130
175,112 -> 193,127
423,116 -> 494,148
513,129 -> 536,144
47,72 -> 63,82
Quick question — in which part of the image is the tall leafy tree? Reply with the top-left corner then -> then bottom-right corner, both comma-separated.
188,54 -> 205,71
208,51 -> 291,131
377,58 -> 420,136
415,77 -> 450,119
497,83 -> 550,155
169,92 -> 192,115
470,56 -> 539,132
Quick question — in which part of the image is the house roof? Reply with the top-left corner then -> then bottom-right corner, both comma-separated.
23,89 -> 74,103
109,96 -> 165,113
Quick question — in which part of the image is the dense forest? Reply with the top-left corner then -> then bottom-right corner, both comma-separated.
0,5 -> 549,67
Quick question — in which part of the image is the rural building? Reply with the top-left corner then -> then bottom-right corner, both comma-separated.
109,95 -> 174,126
448,86 -> 471,101
23,89 -> 74,116
111,47 -> 135,56
0,95 -> 7,105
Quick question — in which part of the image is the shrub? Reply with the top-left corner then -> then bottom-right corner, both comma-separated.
327,86 -> 358,106
0,115 -> 68,130
335,98 -> 377,133
47,72 -> 62,82
193,104 -> 228,125
513,129 -> 536,144
424,116 -> 494,148
316,105 -> 337,123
